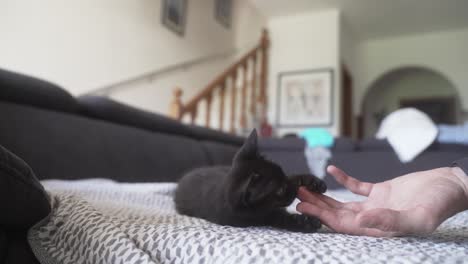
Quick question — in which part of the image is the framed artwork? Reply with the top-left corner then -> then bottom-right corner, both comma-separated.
162,0 -> 187,36
276,69 -> 334,127
214,0 -> 232,28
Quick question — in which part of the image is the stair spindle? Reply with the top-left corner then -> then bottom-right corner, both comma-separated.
190,107 -> 197,125
219,83 -> 226,130
250,56 -> 257,115
170,88 -> 183,120
205,93 -> 212,127
240,63 -> 248,129
230,71 -> 238,133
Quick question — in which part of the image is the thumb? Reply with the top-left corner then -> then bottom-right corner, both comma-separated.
357,207 -> 433,234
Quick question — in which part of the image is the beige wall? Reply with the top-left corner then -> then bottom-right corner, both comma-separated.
0,0 -> 262,96
0,0 -> 265,121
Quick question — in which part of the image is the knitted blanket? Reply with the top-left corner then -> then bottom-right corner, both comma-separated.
28,179 -> 468,264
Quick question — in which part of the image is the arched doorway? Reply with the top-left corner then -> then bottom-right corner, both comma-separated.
360,66 -> 460,138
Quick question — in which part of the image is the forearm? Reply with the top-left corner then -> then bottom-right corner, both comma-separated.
452,157 -> 468,210
451,166 -> 468,209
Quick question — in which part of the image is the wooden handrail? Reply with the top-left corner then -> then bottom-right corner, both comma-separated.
184,47 -> 259,110
170,29 -> 269,133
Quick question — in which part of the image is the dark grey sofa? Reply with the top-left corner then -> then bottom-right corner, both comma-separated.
0,68 -> 245,264
324,138 -> 468,189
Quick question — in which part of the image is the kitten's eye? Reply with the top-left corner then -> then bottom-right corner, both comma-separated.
276,186 -> 285,196
251,172 -> 260,181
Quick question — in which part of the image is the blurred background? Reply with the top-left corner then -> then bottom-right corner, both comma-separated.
1,0 -> 468,139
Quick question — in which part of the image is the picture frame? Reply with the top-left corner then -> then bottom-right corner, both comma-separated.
214,0 -> 232,28
276,69 -> 334,128
162,0 -> 187,36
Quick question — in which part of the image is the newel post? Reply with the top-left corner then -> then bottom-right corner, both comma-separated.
170,87 -> 183,120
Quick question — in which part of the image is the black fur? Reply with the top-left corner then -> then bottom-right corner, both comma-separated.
175,130 -> 327,233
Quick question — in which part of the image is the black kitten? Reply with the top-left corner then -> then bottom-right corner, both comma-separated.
175,130 -> 327,233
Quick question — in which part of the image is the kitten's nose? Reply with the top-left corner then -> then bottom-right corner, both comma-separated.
318,181 -> 327,193
276,186 -> 285,196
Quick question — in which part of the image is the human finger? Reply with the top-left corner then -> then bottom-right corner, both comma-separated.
296,202 -> 340,230
327,165 -> 374,196
297,187 -> 343,209
297,202 -> 397,236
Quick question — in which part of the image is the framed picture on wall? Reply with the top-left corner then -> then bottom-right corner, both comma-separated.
214,0 -> 232,28
162,0 -> 187,36
276,69 -> 334,127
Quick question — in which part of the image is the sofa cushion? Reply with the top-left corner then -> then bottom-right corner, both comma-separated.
0,101 -> 210,182
331,137 -> 356,152
0,68 -> 78,113
357,138 -> 392,151
0,144 -> 50,229
78,96 -> 244,146
188,125 -> 245,146
258,138 -> 306,151
261,151 -> 311,176
201,141 -> 238,166
78,95 -> 194,138
429,142 -> 468,153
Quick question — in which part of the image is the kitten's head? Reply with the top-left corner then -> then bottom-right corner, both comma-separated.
227,130 -> 297,211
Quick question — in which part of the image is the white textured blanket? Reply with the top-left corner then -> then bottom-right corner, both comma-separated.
29,179 -> 468,264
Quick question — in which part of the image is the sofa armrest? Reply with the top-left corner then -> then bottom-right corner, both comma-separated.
0,228 -> 5,263
0,145 -> 50,229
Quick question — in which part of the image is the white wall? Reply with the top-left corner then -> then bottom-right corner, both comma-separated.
267,10 -> 340,136
233,0 -> 266,50
109,54 -> 235,116
0,0 -> 237,95
354,27 -> 468,115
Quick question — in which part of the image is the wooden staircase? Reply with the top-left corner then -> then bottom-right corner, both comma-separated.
169,29 -> 269,134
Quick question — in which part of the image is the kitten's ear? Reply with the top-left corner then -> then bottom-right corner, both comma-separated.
234,129 -> 259,162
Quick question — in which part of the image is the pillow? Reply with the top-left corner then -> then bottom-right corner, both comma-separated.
0,144 -> 51,229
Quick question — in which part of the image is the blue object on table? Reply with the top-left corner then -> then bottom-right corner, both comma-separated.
299,128 -> 334,148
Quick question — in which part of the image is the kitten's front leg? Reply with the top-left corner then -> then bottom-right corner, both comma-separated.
289,174 -> 327,193
268,209 -> 321,233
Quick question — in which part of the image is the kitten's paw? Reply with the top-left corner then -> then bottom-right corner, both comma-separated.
291,214 -> 321,233
304,178 -> 327,194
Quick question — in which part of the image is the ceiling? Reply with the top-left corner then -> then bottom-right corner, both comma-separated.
250,0 -> 468,40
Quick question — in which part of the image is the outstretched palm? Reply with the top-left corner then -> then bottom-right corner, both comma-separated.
296,165 -> 468,237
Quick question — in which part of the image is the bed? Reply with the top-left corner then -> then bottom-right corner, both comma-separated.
29,179 -> 468,264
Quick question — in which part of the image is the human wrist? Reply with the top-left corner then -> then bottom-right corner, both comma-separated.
450,166 -> 468,209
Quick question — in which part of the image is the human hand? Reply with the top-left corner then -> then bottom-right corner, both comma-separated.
296,165 -> 468,237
